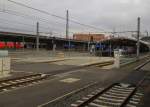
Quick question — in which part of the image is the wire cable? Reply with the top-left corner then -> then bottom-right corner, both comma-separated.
7,0 -> 107,31
1,10 -> 65,33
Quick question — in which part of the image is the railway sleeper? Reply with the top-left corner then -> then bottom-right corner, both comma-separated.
93,99 -> 121,106
102,93 -> 126,99
98,96 -> 125,102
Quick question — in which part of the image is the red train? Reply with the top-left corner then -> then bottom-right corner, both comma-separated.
0,42 -> 23,49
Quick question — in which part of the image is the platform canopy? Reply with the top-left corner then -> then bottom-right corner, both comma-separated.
99,37 -> 150,53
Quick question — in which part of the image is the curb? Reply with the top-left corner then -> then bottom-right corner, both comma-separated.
120,59 -> 137,67
13,58 -> 72,64
40,58 -> 71,63
95,61 -> 114,67
80,60 -> 114,67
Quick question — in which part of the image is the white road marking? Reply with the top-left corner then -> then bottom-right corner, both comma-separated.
60,78 -> 80,83
2,83 -> 10,85
11,87 -> 17,89
2,89 -> 8,91
9,81 -> 17,84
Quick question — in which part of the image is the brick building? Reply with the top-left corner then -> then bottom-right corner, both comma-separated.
73,33 -> 105,42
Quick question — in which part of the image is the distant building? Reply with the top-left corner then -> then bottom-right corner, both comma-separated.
73,33 -> 105,42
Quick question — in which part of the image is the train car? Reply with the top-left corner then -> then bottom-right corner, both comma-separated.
6,42 -> 14,48
0,42 -> 5,49
0,41 -> 23,49
15,42 -> 24,49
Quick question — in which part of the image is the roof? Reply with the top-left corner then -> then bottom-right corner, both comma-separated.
0,31 -> 88,43
100,37 -> 150,48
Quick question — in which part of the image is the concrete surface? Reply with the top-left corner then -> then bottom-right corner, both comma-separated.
52,57 -> 113,66
0,67 -> 131,107
136,61 -> 150,107
0,56 -> 149,107
0,50 -> 148,107
11,57 -> 114,74
10,50 -> 92,59
13,57 -> 70,63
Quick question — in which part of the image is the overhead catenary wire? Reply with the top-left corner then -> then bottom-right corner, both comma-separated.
0,17 -> 61,31
0,26 -> 35,33
7,0 -> 107,32
71,30 -> 137,34
3,10 -> 136,34
0,14 -> 76,36
1,9 -> 105,35
3,8 -> 137,35
1,10 -> 66,34
0,19 -> 35,28
0,26 -> 63,35
3,9 -> 65,28
0,0 -> 139,37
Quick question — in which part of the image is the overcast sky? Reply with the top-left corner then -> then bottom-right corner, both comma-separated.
0,0 -> 149,38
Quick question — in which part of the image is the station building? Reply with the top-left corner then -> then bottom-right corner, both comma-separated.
0,31 -> 149,56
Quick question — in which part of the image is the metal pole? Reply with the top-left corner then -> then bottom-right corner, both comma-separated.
137,17 -> 140,60
113,28 -> 116,38
108,39 -> 111,57
66,10 -> 70,54
66,10 -> 69,39
36,22 -> 39,52
22,35 -> 25,52
146,31 -> 149,37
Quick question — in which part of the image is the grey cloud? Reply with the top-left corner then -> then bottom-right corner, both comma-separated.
0,0 -> 149,37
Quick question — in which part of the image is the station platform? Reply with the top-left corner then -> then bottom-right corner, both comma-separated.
11,55 -> 114,74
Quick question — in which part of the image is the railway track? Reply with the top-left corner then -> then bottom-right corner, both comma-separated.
0,73 -> 48,93
70,58 -> 150,107
0,60 -> 113,93
71,83 -> 144,107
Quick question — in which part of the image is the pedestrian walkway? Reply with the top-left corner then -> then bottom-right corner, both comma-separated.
13,57 -> 71,63
52,57 -> 114,66
10,50 -> 114,67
